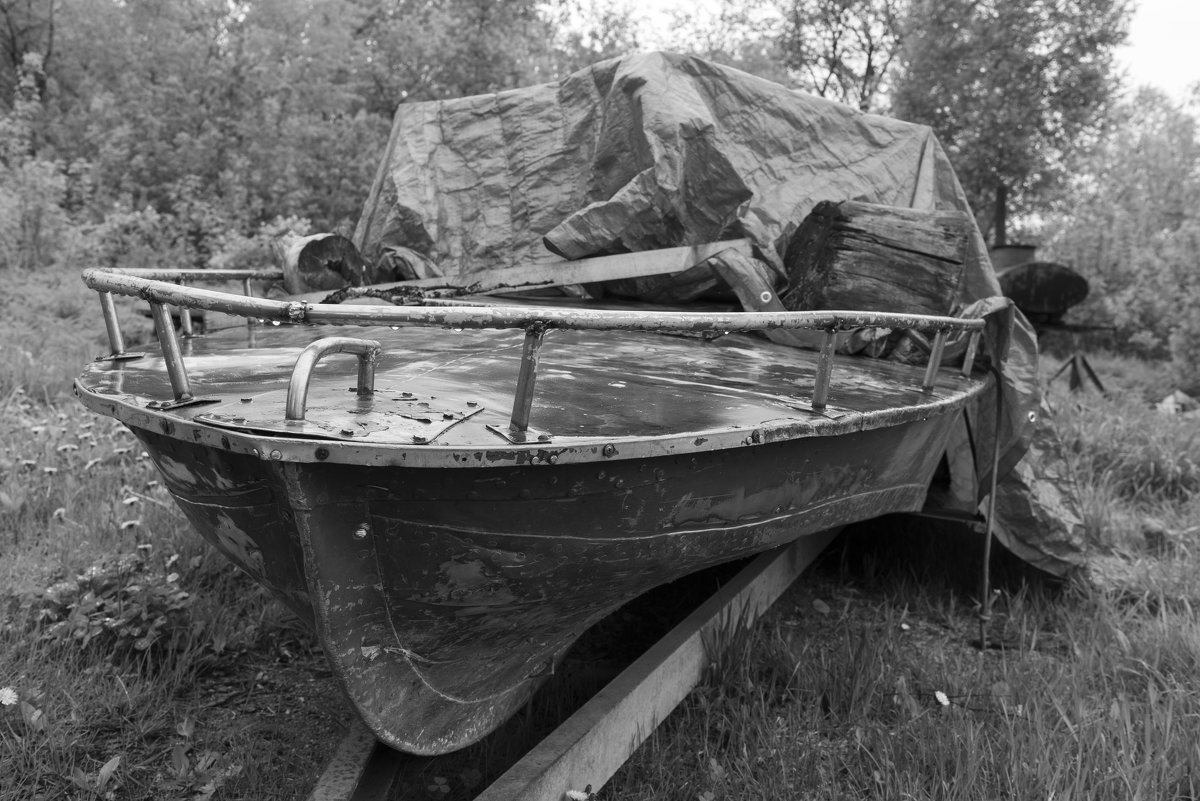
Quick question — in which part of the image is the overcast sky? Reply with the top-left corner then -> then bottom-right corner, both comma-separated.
1117,0 -> 1199,101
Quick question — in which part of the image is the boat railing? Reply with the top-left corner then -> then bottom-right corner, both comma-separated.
82,267 -> 985,442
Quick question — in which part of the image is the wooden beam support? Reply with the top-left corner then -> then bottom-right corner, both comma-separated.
474,529 -> 839,801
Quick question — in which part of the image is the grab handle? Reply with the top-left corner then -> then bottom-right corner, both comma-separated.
285,337 -> 381,421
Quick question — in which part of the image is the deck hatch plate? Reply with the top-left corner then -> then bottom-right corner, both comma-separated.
195,389 -> 484,443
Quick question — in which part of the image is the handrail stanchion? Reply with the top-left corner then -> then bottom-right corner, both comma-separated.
961,330 -> 980,377
149,301 -> 194,403
923,328 -> 949,391
99,291 -> 126,357
509,323 -> 547,433
242,278 -> 256,334
810,328 -> 837,411
177,279 -> 194,337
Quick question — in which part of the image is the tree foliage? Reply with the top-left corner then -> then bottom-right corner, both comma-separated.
0,0 -> 624,272
780,0 -> 902,111
1043,89 -> 1200,388
890,0 -> 1129,246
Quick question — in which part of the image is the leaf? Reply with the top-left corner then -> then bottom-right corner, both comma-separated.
71,767 -> 91,791
20,701 -> 45,731
97,755 -> 121,789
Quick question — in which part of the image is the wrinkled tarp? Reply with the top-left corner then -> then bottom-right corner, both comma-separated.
354,51 -> 1083,576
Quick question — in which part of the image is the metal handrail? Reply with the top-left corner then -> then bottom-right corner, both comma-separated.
83,267 -> 986,437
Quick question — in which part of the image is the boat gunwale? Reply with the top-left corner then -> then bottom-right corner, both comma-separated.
78,265 -> 990,468
73,370 -> 990,468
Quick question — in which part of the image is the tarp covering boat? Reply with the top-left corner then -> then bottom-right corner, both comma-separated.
353,51 -> 1084,576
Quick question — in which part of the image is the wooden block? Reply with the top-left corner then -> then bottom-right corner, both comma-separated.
780,200 -> 970,316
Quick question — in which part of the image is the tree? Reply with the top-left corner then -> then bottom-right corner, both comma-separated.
350,0 -> 564,113
659,0 -> 791,85
0,0 -> 55,109
779,0 -> 903,111
1042,88 -> 1200,386
891,0 -> 1129,246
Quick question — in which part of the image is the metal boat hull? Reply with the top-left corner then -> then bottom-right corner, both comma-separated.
131,405 -> 956,753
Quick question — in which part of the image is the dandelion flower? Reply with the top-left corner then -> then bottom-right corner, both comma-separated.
935,690 -> 950,707
0,687 -> 17,706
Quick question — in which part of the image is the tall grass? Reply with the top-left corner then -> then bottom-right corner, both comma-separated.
0,263 -> 330,800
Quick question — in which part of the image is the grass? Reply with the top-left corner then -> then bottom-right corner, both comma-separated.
2,262 -> 1199,799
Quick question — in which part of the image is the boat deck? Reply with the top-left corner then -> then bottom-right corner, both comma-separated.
76,313 -> 985,467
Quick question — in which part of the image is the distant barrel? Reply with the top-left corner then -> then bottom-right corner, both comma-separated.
996,261 -> 1089,324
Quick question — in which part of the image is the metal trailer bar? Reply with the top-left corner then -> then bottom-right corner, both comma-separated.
304,530 -> 839,801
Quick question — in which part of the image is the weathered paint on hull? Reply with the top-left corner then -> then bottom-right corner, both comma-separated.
131,407 -> 957,754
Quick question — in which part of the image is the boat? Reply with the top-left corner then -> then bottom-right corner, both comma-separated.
74,52 -> 1043,754
75,270 -> 984,753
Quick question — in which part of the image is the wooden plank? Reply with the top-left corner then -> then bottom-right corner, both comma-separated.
305,720 -> 405,801
781,200 -> 969,316
474,529 -> 840,801
294,240 -> 752,303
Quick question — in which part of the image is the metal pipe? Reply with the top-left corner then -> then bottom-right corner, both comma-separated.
149,302 -> 193,402
99,291 -> 126,356
285,337 -> 381,421
81,269 -> 988,337
509,324 -> 547,433
922,328 -> 949,391
961,330 -> 980,377
810,329 -> 837,411
177,281 -> 193,337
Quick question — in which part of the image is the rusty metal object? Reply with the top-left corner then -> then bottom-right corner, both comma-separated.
82,268 -> 985,338
996,260 -> 1089,324
285,337 -> 380,421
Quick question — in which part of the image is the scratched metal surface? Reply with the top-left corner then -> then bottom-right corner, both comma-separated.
130,402 -> 959,754
77,322 -> 982,463
77,319 -> 990,755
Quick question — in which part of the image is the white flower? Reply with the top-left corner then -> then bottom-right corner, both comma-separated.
0,687 -> 17,706
935,690 -> 950,707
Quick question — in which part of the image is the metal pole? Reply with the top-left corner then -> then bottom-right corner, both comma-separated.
243,278 -> 256,333
177,279 -> 194,338
510,324 -> 547,433
961,330 -> 980,377
149,301 -> 193,402
99,291 -> 126,357
922,329 -> 948,391
810,329 -> 837,411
